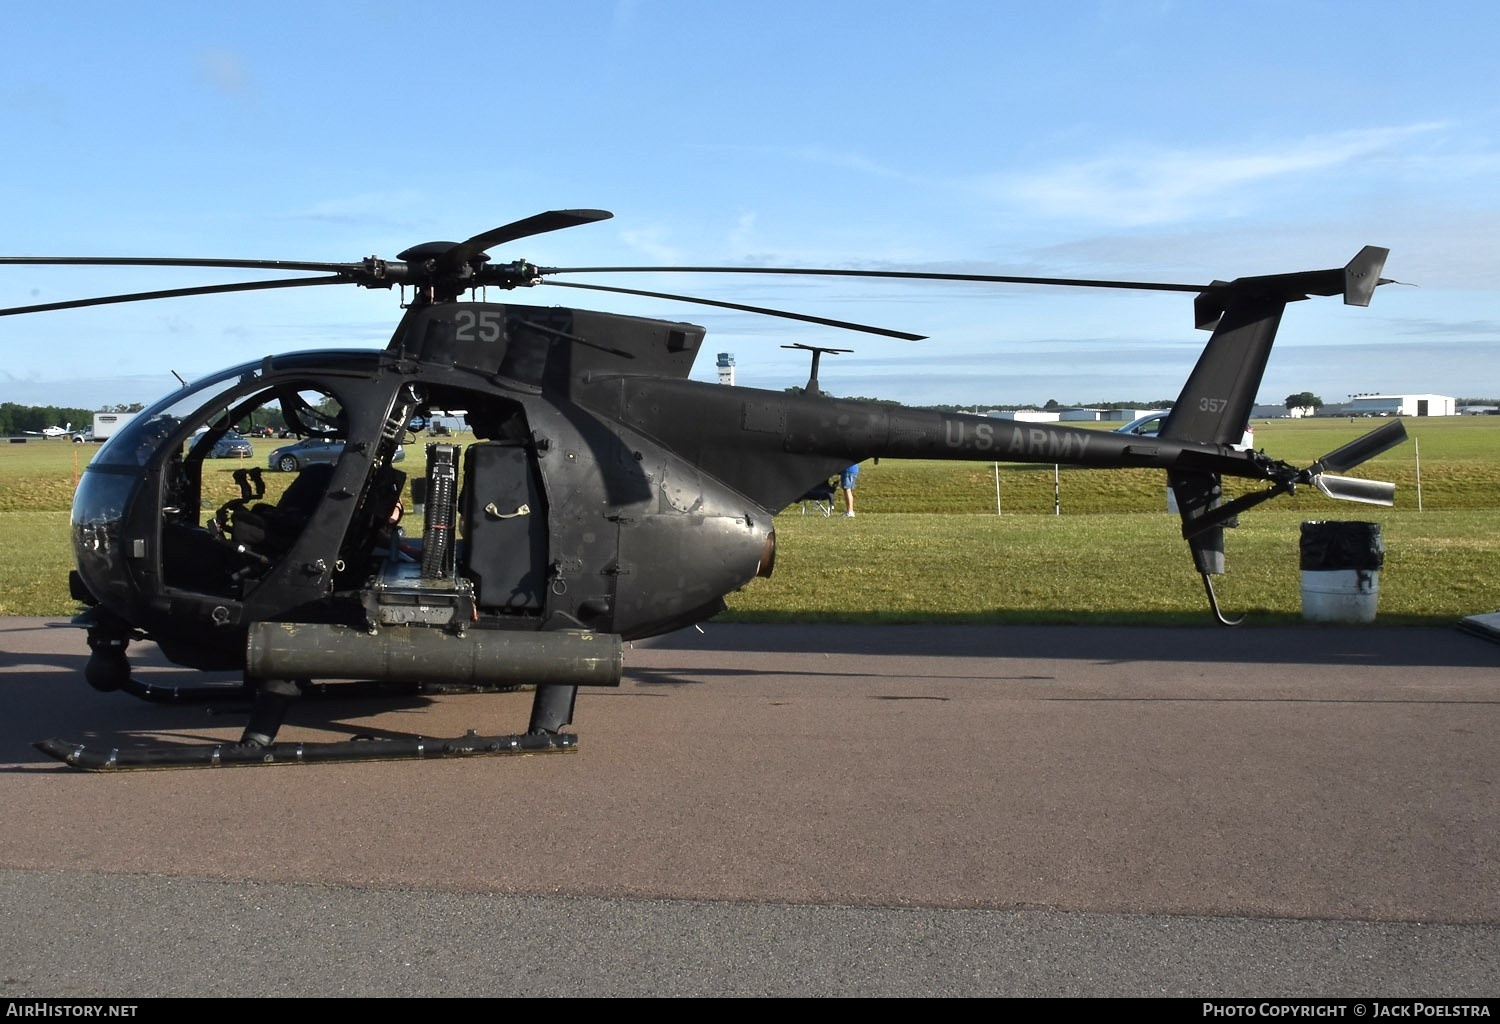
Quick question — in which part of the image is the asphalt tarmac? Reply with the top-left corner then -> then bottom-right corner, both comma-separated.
1,616 -> 1496,998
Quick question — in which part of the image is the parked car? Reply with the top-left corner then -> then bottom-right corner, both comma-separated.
1114,411 -> 1255,452
203,432 -> 254,459
268,436 -> 404,472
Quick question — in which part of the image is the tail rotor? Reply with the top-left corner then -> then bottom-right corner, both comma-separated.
1302,419 -> 1407,506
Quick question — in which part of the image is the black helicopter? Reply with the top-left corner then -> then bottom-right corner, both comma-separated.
1,209 -> 1408,770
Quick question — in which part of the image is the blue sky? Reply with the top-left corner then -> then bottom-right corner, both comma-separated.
3,1 -> 1497,411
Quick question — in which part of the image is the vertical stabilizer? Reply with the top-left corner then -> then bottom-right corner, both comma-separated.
1160,247 -> 1390,619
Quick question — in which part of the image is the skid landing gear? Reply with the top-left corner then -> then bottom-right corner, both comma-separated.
34,729 -> 577,771
33,676 -> 581,772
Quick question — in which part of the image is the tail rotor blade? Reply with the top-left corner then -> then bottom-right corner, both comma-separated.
1311,419 -> 1408,474
1312,474 -> 1396,506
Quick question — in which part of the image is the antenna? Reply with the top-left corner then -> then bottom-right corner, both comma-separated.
781,343 -> 852,396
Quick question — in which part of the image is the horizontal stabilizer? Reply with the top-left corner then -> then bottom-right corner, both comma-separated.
1312,419 -> 1408,474
1312,473 -> 1396,506
1193,245 -> 1391,330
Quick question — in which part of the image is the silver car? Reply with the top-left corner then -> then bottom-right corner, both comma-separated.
208,432 -> 255,459
267,437 -> 405,472
1115,411 -> 1255,451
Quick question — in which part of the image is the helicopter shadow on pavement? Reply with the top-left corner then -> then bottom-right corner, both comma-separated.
6,617 -> 1497,772
0,629 -> 470,771
643,619 -> 1500,670
618,663 -> 1055,690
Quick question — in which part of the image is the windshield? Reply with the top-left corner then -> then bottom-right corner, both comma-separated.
93,362 -> 265,468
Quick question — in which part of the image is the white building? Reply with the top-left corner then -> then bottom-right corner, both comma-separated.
716,353 -> 735,386
991,410 -> 1062,423
1103,408 -> 1161,423
1345,394 -> 1456,417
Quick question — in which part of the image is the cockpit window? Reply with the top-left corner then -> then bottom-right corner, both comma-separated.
93,363 -> 261,468
274,386 -> 345,439
155,378 -> 350,598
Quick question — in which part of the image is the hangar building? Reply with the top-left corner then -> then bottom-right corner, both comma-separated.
1344,394 -> 1455,417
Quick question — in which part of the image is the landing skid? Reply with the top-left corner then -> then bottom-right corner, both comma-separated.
34,729 -> 577,772
58,624 -> 585,770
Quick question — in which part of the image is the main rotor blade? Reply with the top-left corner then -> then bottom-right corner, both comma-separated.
539,264 -> 1207,294
540,280 -> 927,341
0,209 -> 615,284
439,210 -> 614,271
0,275 -> 350,317
1311,419 -> 1409,474
0,256 -> 356,273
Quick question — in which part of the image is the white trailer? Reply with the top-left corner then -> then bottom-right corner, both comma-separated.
90,411 -> 138,442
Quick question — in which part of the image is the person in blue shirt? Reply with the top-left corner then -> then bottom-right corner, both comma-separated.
839,462 -> 860,517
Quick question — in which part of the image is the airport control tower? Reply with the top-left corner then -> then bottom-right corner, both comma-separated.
716,352 -> 736,386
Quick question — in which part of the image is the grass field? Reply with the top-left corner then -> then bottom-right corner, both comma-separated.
2,415 -> 1497,623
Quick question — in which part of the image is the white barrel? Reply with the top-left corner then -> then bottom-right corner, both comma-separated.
1299,521 -> 1383,624
1300,568 -> 1380,623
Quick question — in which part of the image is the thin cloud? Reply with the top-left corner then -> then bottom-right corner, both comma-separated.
619,226 -> 683,263
1,80 -> 69,125
288,193 -> 434,229
1394,317 -> 1500,337
786,145 -> 919,182
984,124 -> 1447,227
196,48 -> 253,95
694,142 -> 924,185
727,211 -> 758,252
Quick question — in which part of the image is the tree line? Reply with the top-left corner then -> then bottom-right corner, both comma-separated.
789,388 -> 1500,414
0,402 -> 144,436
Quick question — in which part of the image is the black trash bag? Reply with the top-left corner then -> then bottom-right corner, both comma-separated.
1300,521 -> 1384,572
